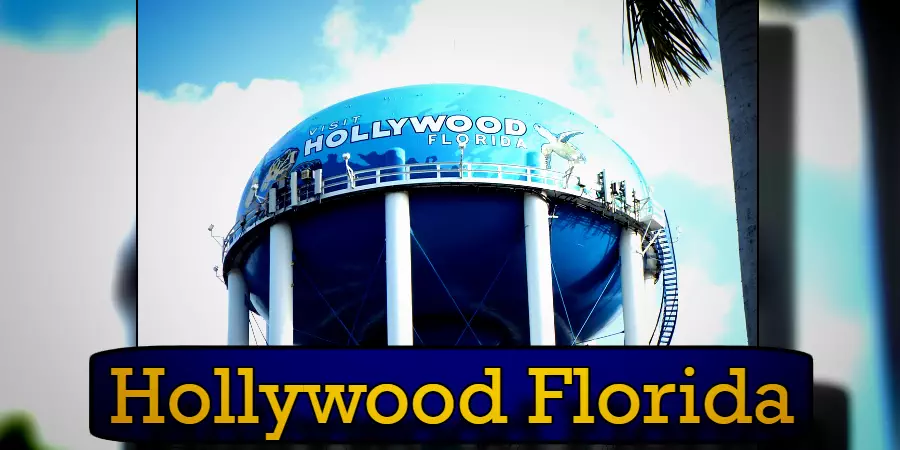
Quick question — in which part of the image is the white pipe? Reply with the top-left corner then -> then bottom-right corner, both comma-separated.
524,193 -> 556,345
268,187 -> 277,214
269,221 -> 294,345
645,275 -> 658,345
620,228 -> 647,345
226,269 -> 249,345
395,148 -> 409,181
313,169 -> 323,196
385,191 -> 414,345
290,172 -> 299,206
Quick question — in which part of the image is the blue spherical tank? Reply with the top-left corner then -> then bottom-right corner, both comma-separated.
223,84 -> 656,347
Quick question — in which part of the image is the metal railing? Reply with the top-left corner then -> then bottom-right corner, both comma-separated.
222,161 -> 666,263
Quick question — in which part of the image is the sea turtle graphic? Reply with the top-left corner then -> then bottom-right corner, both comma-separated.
534,123 -> 586,180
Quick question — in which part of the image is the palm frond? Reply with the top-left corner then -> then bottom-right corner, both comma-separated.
624,0 -> 713,88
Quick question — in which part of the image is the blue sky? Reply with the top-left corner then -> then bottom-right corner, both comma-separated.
137,0 -> 416,93
0,0 -> 134,46
135,0 -> 720,96
1,0 -> 749,347
134,0 -> 747,346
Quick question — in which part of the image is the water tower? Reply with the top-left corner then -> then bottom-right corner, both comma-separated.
219,84 -> 679,347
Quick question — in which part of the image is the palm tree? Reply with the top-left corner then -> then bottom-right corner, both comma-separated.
624,0 -> 758,346
0,412 -> 50,449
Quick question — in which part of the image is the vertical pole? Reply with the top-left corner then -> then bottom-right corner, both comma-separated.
385,191 -> 414,345
620,228 -> 646,345
226,269 -> 249,345
269,221 -> 294,345
394,147 -> 408,182
290,172 -> 299,206
645,275 -> 658,345
313,169 -> 323,196
268,187 -> 277,214
524,193 -> 556,345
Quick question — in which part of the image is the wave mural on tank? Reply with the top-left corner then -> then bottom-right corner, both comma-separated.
236,84 -> 650,220
229,84 -> 656,347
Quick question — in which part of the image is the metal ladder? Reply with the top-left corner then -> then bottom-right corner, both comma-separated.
654,210 -> 679,345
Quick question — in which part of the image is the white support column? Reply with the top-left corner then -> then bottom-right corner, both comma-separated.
385,191 -> 414,345
269,221 -> 294,345
524,193 -> 556,345
227,269 -> 250,345
620,228 -> 647,345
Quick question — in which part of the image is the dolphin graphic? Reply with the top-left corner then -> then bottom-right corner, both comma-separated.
534,124 -> 586,166
243,148 -> 298,208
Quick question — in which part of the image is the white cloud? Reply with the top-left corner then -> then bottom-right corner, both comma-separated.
0,23 -> 136,450
595,68 -> 735,197
138,79 -> 305,346
310,0 -> 608,114
285,0 -> 738,205
309,0 -> 735,196
137,0 -> 741,351
568,4 -> 735,193
669,265 -> 742,345
311,0 -> 742,345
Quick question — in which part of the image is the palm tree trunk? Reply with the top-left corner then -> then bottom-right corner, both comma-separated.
716,0 -> 758,346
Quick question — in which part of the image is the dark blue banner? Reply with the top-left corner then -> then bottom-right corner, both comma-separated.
89,347 -> 811,444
